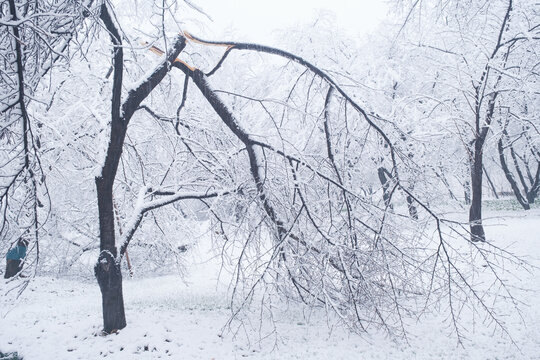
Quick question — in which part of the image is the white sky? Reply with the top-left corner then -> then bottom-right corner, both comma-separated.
193,0 -> 389,44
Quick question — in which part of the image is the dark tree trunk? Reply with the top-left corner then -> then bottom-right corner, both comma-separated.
526,189 -> 537,204
469,82 -> 499,242
464,179 -> 471,205
95,251 -> 126,333
469,139 -> 486,242
4,260 -> 22,279
406,195 -> 419,220
95,3 -> 186,333
95,178 -> 126,333
483,164 -> 499,199
498,139 -> 530,210
377,166 -> 416,217
377,167 -> 392,209
95,3 -> 127,333
466,0 -> 513,241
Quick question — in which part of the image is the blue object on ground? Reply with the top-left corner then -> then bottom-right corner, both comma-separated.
6,245 -> 26,260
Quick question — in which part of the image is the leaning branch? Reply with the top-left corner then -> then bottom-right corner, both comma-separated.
183,31 -> 399,174
118,187 -> 232,259
172,63 -> 289,242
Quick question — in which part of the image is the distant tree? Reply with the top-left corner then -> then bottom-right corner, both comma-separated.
394,0 -> 540,240
497,113 -> 540,209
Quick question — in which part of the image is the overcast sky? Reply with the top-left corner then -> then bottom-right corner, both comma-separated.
192,0 -> 389,44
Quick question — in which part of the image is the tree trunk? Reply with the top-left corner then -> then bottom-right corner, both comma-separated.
469,89 -> 499,242
464,179 -> 471,205
4,260 -> 22,279
95,251 -> 126,333
469,141 -> 485,242
526,190 -> 537,205
482,164 -> 499,199
95,178 -> 126,333
498,139 -> 530,210
406,194 -> 419,220
94,3 -> 187,333
377,167 -> 392,209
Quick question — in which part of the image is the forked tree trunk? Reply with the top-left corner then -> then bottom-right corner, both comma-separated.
498,139 -> 530,210
94,3 -> 127,333
526,190 -> 538,205
377,166 -> 418,218
94,3 -> 186,333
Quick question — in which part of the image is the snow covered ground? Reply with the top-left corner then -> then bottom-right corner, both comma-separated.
1,209 -> 540,359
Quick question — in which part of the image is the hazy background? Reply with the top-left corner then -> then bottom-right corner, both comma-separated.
191,0 -> 389,43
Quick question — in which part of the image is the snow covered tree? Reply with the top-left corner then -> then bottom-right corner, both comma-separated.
0,0 -> 93,276
393,0 -> 540,240
6,0 -> 529,341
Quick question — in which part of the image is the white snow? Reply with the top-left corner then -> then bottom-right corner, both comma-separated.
1,209 -> 540,359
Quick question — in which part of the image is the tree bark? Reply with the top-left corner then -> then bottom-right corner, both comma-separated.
406,194 -> 419,220
377,167 -> 393,209
467,0 -> 511,242
468,87 -> 499,242
94,2 -> 127,333
469,139 -> 485,242
94,250 -> 126,333
483,164 -> 499,199
95,176 -> 126,332
498,139 -> 530,210
464,179 -> 471,205
94,3 -> 186,332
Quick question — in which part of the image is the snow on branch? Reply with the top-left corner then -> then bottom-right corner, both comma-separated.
121,36 -> 186,121
117,186 -> 233,260
96,7 -> 186,184
182,31 -> 398,172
